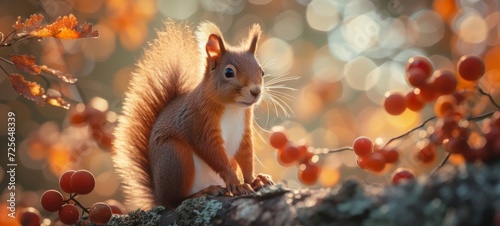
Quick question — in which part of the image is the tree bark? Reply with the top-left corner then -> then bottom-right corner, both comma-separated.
108,163 -> 500,226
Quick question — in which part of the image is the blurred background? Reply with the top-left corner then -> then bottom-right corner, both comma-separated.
1,0 -> 500,224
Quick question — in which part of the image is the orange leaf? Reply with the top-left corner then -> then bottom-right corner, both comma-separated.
30,14 -> 99,39
10,54 -> 41,75
12,14 -> 44,34
45,96 -> 70,109
75,22 -> 100,38
8,74 -> 46,105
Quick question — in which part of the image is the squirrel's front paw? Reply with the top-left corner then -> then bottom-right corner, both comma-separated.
227,183 -> 254,196
251,174 -> 274,191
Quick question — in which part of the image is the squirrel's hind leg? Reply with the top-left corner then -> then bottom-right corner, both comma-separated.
150,138 -> 195,208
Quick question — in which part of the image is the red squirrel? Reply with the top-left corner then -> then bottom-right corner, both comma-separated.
112,20 -> 273,209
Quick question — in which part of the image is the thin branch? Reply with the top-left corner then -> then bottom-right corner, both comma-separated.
317,146 -> 353,155
0,31 -> 16,46
384,116 -> 437,147
468,111 -> 495,121
0,56 -> 13,65
477,85 -> 500,109
432,152 -> 451,174
0,64 -> 9,76
66,193 -> 90,215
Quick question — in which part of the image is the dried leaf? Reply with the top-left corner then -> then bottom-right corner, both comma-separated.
40,65 -> 77,83
8,74 -> 46,106
12,14 -> 44,34
30,14 -> 99,39
10,55 -> 41,75
75,22 -> 99,38
45,96 -> 70,109
9,55 -> 77,83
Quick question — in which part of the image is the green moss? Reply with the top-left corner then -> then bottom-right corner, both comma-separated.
107,206 -> 166,226
172,197 -> 223,226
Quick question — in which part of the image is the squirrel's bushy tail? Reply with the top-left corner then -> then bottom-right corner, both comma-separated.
112,20 -> 202,210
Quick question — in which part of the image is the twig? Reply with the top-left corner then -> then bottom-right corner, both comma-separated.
0,64 -> 9,76
477,85 -> 500,109
66,193 -> 90,215
0,56 -> 13,65
319,147 -> 353,155
384,116 -> 437,147
1,33 -> 36,47
468,111 -> 495,121
432,152 -> 451,174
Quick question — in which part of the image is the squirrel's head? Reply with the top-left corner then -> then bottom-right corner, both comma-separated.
197,22 -> 263,108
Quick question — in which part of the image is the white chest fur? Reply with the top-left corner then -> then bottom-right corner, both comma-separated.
219,105 -> 246,158
187,105 -> 246,195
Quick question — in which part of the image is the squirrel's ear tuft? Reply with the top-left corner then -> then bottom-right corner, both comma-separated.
197,21 -> 226,69
247,24 -> 261,54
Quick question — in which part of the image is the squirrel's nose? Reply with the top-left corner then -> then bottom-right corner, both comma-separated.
250,87 -> 261,97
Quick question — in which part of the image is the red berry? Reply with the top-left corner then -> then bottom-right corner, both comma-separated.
384,92 -> 407,115
297,145 -> 313,164
18,207 -> 41,226
59,170 -> 76,193
356,156 -> 367,169
277,143 -> 300,166
378,148 -> 399,163
406,56 -> 433,87
89,202 -> 113,224
352,136 -> 373,157
445,136 -> 470,154
416,143 -> 436,164
105,199 -> 126,215
269,131 -> 288,149
40,190 -> 64,212
434,95 -> 456,118
457,55 -> 485,81
391,168 -> 415,185
70,170 -> 95,195
68,104 -> 87,126
432,70 -> 457,95
298,163 -> 320,185
58,204 -> 80,225
365,152 -> 386,172
405,91 -> 425,112
415,82 -> 436,102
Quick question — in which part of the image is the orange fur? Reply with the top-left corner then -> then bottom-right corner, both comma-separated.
113,19 -> 265,209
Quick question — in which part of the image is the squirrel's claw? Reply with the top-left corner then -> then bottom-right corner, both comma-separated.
228,183 -> 254,196
251,174 -> 274,191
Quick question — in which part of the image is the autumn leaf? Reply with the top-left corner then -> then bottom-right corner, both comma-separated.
12,14 -> 44,34
8,74 -> 72,108
30,14 -> 99,39
9,54 -> 77,83
10,55 -> 41,75
12,14 -> 99,39
45,96 -> 70,109
8,73 -> 46,105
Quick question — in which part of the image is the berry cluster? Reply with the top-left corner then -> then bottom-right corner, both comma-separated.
68,97 -> 116,149
39,170 -> 114,225
269,129 -> 320,185
353,136 -> 399,173
383,55 -> 484,116
384,55 -> 500,164
269,54 -> 498,187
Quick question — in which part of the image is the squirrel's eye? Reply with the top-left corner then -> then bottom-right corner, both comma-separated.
261,70 -> 265,77
224,68 -> 235,78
